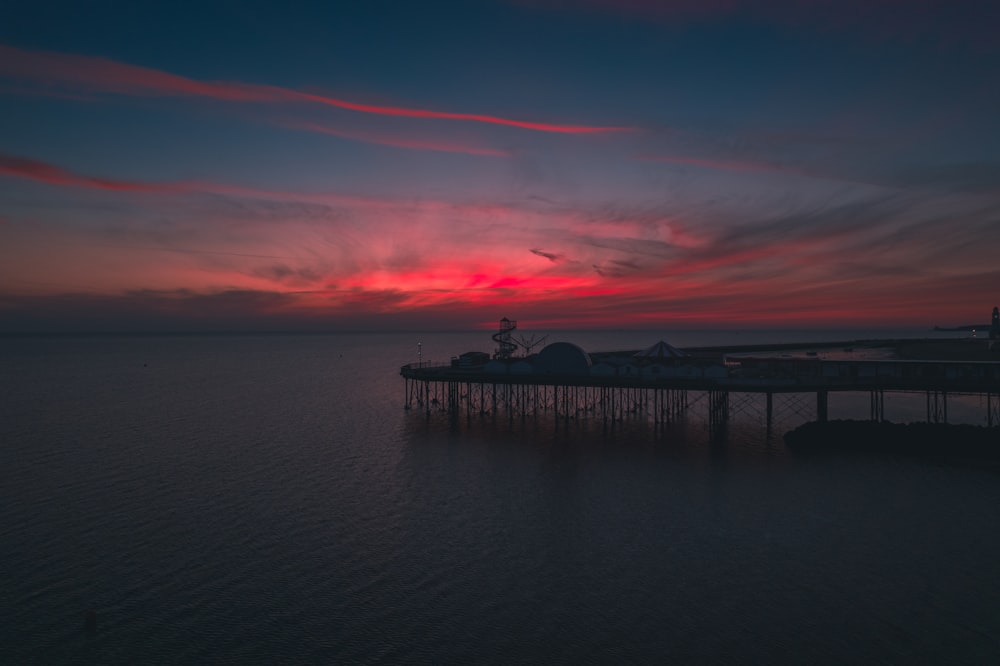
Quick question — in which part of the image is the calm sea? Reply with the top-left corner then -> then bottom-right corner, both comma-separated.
2,330 -> 999,664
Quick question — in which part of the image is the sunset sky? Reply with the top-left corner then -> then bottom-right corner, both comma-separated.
2,0 -> 999,331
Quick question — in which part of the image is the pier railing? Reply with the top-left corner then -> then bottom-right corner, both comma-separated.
401,358 -> 1000,393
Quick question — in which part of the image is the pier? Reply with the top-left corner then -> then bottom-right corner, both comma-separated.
401,326 -> 1000,434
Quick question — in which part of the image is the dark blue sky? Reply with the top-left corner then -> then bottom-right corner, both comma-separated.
2,0 -> 999,330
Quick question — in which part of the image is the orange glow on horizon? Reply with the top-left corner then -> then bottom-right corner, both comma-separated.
2,147 -> 997,331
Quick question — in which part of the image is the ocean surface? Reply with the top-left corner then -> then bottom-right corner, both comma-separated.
2,329 -> 999,664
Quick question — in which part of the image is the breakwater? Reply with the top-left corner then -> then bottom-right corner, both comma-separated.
785,420 -> 1000,459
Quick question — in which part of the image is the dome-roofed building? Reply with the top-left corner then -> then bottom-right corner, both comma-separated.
536,342 -> 592,376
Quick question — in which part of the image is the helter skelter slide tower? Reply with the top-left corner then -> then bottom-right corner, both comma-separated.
492,318 -> 518,360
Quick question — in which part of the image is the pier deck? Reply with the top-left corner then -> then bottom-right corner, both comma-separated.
401,339 -> 1000,431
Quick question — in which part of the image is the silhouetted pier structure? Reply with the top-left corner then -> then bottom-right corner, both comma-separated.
401,343 -> 1000,434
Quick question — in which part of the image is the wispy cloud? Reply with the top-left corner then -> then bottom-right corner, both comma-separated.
0,151 -> 399,210
289,121 -> 511,157
530,248 -> 563,262
889,163 -> 1000,194
84,243 -> 293,261
0,43 -> 632,134
635,152 -> 889,188
637,154 -> 806,176
0,152 -> 184,192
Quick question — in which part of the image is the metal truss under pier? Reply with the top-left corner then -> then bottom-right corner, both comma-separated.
404,378 -> 691,426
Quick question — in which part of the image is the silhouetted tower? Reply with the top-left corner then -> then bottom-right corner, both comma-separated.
991,306 -> 999,340
493,317 -> 518,360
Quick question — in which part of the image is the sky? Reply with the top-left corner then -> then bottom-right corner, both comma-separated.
1,0 -> 999,332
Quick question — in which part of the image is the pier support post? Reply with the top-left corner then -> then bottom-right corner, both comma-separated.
927,391 -> 948,424
708,390 -> 729,428
816,390 -> 829,423
870,390 -> 884,422
766,392 -> 773,431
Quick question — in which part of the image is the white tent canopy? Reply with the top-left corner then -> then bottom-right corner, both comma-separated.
634,340 -> 689,360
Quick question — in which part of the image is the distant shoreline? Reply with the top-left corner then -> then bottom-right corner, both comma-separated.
685,337 -> 999,361
933,324 -> 988,331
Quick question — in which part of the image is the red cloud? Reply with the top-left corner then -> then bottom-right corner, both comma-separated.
0,151 -> 396,206
4,148 -> 994,330
0,44 -> 631,134
291,122 -> 511,157
0,152 -> 182,192
295,91 -> 629,134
